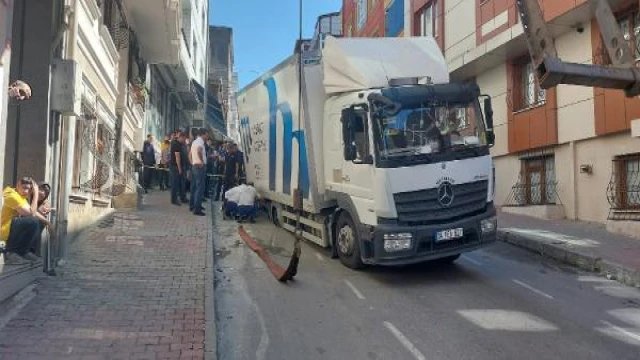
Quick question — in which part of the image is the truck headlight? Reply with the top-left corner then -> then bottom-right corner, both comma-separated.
383,233 -> 413,252
480,217 -> 497,234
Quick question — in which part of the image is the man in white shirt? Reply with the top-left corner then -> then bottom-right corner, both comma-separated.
223,181 -> 260,223
189,129 -> 209,216
237,182 -> 260,223
223,184 -> 241,220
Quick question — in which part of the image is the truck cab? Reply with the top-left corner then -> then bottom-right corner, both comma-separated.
323,81 -> 497,268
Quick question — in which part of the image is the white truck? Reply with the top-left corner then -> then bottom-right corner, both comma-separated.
237,36 -> 497,269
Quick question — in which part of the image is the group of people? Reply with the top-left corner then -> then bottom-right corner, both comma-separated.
139,128 -> 260,220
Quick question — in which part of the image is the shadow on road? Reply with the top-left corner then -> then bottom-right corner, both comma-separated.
361,260 -> 485,287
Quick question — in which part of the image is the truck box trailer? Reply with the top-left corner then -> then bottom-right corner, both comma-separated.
237,36 -> 497,269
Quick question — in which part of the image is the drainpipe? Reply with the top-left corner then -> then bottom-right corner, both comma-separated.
55,0 -> 79,266
43,0 -> 64,275
570,140 -> 579,221
204,15 -> 210,134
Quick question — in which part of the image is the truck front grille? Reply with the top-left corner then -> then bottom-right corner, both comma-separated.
393,180 -> 488,226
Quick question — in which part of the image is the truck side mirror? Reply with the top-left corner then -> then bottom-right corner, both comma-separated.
483,97 -> 495,146
484,97 -> 494,129
341,109 -> 357,161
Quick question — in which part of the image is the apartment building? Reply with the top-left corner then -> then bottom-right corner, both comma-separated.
142,0 -> 210,140
1,0 -> 194,264
208,26 -> 234,139
342,0 -> 640,238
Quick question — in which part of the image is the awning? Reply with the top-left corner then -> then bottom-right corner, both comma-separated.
191,80 -> 227,136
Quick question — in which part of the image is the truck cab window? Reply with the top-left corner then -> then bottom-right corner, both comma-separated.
371,96 -> 487,162
352,112 -> 368,162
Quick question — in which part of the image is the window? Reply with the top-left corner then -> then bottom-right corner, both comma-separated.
418,0 -> 438,38
357,0 -> 367,30
523,62 -> 546,108
610,154 -> 640,210
617,11 -> 640,62
73,111 -> 96,192
342,108 -> 370,162
513,60 -> 546,110
520,156 -> 556,205
352,112 -> 369,162
597,10 -> 640,64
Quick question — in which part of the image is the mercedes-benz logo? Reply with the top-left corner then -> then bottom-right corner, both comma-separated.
437,182 -> 455,207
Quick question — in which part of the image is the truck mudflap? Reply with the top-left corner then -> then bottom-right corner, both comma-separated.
361,204 -> 497,266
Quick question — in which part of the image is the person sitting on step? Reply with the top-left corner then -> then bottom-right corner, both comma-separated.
1,177 -> 53,265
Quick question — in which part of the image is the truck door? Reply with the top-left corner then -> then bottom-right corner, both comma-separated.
341,106 -> 375,223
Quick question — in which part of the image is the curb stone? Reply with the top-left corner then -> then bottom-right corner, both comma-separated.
497,229 -> 640,288
205,202 -> 217,360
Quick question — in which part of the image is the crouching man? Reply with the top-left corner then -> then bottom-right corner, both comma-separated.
1,177 -> 53,265
236,182 -> 260,223
223,181 -> 260,223
223,184 -> 241,220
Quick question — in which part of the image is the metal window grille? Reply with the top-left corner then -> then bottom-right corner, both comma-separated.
504,156 -> 561,206
607,155 -> 640,221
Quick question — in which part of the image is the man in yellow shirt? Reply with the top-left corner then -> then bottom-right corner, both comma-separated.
1,177 -> 52,265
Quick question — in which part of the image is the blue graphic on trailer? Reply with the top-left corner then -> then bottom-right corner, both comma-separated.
264,77 -> 310,198
239,117 -> 251,163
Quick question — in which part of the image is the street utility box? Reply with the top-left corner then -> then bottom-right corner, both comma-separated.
50,58 -> 83,116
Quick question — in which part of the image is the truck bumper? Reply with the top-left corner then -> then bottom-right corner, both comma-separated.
361,204 -> 497,266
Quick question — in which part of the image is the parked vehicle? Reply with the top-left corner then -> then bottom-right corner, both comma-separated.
237,36 -> 497,269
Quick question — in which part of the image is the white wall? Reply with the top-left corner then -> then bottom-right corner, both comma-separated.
444,0 -> 476,64
191,0 -> 208,85
555,22 -> 596,143
476,63 -> 509,157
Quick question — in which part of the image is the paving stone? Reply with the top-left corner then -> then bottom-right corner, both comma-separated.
0,192 -> 211,360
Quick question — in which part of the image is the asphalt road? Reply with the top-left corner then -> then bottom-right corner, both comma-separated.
212,210 -> 640,360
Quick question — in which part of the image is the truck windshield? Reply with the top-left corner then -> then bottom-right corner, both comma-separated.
371,99 -> 487,161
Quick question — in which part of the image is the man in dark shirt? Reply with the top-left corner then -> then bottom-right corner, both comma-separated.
169,131 -> 188,205
224,143 -> 242,195
141,134 -> 156,193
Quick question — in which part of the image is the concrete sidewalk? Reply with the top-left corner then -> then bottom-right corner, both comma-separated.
498,211 -> 640,288
0,192 -> 215,360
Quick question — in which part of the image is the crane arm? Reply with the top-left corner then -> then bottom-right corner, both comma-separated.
516,0 -> 640,97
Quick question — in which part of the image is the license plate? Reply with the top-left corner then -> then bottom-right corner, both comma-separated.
435,228 -> 464,242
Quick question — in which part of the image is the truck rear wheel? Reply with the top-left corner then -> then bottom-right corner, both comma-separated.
336,213 -> 364,269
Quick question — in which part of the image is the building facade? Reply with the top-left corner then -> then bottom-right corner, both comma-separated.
141,0 -> 209,141
208,26 -> 233,138
1,0 -> 192,260
343,0 -> 640,238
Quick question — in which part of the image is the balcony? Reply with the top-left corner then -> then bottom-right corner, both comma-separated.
449,1 -> 595,80
77,0 -> 119,103
121,0 -> 180,64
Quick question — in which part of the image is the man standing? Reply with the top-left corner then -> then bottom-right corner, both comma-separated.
189,129 -> 209,216
169,131 -> 188,205
1,177 -> 53,264
141,134 -> 156,193
223,143 -> 242,194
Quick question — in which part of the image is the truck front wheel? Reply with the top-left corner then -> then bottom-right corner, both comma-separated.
336,213 -> 364,269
